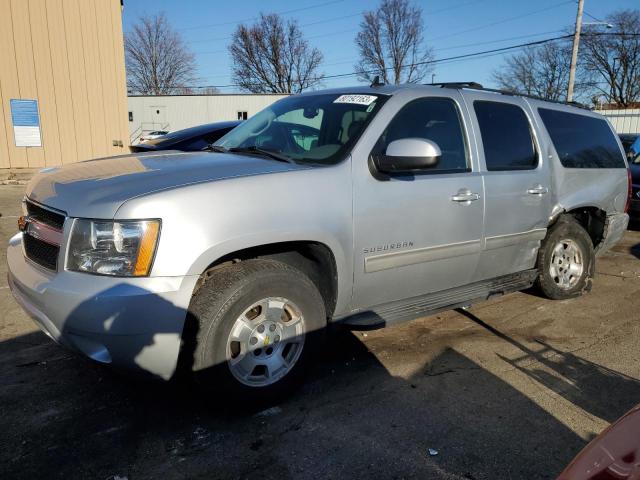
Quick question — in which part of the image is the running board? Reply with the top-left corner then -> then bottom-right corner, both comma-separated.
335,270 -> 538,330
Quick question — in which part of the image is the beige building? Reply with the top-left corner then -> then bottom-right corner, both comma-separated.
0,0 -> 129,171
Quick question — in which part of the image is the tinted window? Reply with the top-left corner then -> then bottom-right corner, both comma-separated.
372,97 -> 469,173
539,109 -> 625,168
474,101 -> 537,171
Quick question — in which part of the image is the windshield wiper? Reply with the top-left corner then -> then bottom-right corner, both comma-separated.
204,144 -> 228,153
228,146 -> 294,164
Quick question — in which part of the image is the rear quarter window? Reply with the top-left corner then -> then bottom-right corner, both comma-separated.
538,108 -> 625,168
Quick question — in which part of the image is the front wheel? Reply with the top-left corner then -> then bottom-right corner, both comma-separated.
187,259 -> 326,401
535,216 -> 595,300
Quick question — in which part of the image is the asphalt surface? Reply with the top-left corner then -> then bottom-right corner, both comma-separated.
1,183 -> 639,480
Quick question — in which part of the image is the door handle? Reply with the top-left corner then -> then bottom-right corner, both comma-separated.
451,189 -> 480,203
527,185 -> 549,195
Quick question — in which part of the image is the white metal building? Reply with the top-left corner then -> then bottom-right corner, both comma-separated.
597,108 -> 640,134
127,93 -> 289,144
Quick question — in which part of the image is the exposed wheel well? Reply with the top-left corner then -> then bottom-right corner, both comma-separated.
555,207 -> 606,248
198,241 -> 338,319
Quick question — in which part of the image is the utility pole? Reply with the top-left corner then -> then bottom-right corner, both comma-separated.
567,0 -> 584,102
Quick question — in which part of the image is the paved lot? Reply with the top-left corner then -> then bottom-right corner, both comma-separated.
1,183 -> 639,479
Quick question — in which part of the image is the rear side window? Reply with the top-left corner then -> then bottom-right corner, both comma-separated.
538,108 -> 625,168
474,101 -> 537,171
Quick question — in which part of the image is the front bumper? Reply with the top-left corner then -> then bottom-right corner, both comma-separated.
7,233 -> 199,380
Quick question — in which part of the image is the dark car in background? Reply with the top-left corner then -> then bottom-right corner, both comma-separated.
620,135 -> 640,217
130,121 -> 241,153
620,133 -> 639,160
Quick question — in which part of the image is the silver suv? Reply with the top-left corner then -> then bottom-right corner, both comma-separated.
8,83 -> 630,398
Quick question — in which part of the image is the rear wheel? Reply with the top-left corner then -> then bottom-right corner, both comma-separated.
535,216 -> 595,300
188,259 -> 325,402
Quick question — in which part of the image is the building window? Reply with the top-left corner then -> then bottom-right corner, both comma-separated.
128,111 -> 133,122
237,111 -> 248,120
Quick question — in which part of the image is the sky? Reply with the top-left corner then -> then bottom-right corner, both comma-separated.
121,0 -> 639,92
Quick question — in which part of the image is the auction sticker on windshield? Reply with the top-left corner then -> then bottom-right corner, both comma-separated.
334,94 -> 378,105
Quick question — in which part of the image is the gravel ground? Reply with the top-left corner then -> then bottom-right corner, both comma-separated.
1,184 -> 639,480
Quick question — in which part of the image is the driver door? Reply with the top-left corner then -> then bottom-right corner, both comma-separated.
352,92 -> 485,309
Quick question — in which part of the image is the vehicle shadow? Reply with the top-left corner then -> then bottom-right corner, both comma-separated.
1,286 -> 634,480
628,240 -> 640,261
457,308 -> 640,424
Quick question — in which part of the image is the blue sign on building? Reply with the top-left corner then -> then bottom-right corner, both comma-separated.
10,99 -> 42,147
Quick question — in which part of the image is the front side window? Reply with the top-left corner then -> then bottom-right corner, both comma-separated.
474,101 -> 538,171
372,97 -> 469,173
538,108 -> 626,168
216,93 -> 388,165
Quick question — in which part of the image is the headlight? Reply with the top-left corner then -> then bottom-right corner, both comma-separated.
66,219 -> 160,276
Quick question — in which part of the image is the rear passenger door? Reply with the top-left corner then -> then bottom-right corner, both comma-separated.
463,95 -> 553,279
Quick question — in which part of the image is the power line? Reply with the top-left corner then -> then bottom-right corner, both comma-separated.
177,0 -> 345,32
194,4 -> 574,55
429,0 -> 575,42
181,31 -> 639,89
305,29 -> 568,68
188,29 -> 561,80
433,29 -> 566,52
192,29 -> 565,80
187,10 -> 364,45
187,0 -> 487,48
583,10 -> 604,22
171,34 -> 576,90
226,0 -> 573,51
189,32 -> 640,85
576,0 -> 605,23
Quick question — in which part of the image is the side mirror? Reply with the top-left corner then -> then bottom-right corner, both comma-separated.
375,138 -> 442,173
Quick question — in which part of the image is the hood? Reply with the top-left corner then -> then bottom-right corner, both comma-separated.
27,151 -> 309,218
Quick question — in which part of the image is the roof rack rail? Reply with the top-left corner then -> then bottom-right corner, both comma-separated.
425,82 -> 590,110
427,82 -> 484,89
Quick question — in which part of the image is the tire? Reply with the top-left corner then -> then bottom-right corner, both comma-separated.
535,216 -> 595,300
186,259 -> 326,403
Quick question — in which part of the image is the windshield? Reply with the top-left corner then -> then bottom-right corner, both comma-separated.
214,93 -> 388,165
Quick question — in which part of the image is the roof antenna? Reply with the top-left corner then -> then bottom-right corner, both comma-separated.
370,75 -> 384,88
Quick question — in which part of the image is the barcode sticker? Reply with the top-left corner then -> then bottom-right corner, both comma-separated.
334,94 -> 378,106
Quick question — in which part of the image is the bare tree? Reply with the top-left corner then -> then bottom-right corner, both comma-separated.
200,87 -> 221,95
125,13 -> 197,95
580,10 -> 640,107
492,41 -> 574,101
355,0 -> 434,84
229,14 -> 323,94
